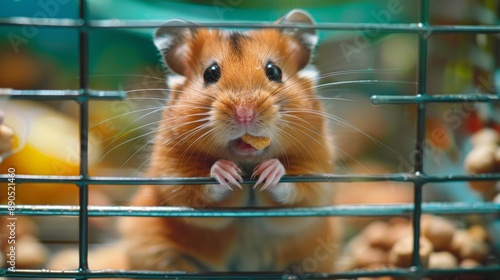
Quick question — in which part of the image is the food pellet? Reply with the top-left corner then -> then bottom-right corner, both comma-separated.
241,133 -> 271,150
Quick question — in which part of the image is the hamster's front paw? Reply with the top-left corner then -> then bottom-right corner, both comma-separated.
210,159 -> 243,190
252,159 -> 285,190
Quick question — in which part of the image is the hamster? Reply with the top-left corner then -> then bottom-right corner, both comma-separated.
119,9 -> 338,273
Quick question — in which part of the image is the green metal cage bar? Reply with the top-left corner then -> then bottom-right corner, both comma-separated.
78,0 -> 90,273
1,0 -> 500,279
1,202 -> 500,217
0,89 -> 126,101
2,16 -> 500,33
410,0 -> 428,269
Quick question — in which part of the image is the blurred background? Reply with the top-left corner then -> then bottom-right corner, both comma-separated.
0,0 -> 499,275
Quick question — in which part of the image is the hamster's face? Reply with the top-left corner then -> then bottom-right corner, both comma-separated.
163,29 -> 322,159
153,9 -> 324,161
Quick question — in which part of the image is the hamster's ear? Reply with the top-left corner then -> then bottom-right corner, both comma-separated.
276,9 -> 318,70
154,20 -> 197,76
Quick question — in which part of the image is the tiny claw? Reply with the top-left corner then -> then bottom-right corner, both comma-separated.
252,159 -> 285,191
253,176 -> 265,190
210,159 -> 243,190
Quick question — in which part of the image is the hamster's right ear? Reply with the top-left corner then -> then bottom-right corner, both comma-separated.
153,20 -> 197,76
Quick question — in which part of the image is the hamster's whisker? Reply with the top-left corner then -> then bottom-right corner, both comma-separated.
112,107 -> 169,144
175,123 -> 215,164
123,118 -> 209,169
163,120 -> 212,148
89,106 -> 165,129
106,112 -> 205,148
275,125 -> 319,172
87,73 -> 167,81
311,67 -> 402,81
160,118 -> 212,146
281,113 -> 370,171
101,119 -> 164,148
135,119 -> 212,173
311,79 -> 417,90
119,135 -> 158,168
103,116 -> 210,164
268,127 -> 289,167
125,97 -> 172,101
280,116 -> 332,152
203,129 -> 225,166
89,101 -> 164,116
286,109 -> 396,153
196,128 -> 225,169
99,127 -> 160,163
300,97 -> 356,102
123,88 -> 176,94
102,112 -> 210,148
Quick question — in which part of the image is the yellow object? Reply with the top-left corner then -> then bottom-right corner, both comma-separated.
241,134 -> 271,150
0,101 -> 102,205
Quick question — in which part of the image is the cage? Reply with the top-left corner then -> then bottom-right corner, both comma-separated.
0,0 -> 500,279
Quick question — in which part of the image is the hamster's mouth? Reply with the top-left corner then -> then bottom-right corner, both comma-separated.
232,138 -> 264,155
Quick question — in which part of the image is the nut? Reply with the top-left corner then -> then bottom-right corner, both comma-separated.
471,128 -> 499,147
460,258 -> 481,268
241,134 -> 271,150
362,221 -> 390,249
421,215 -> 456,251
468,225 -> 487,242
464,145 -> 497,174
389,236 -> 433,268
459,238 -> 488,262
428,251 -> 458,269
385,221 -> 412,249
450,230 -> 469,256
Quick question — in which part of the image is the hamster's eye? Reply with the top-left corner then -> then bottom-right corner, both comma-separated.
204,63 -> 221,84
265,62 -> 282,82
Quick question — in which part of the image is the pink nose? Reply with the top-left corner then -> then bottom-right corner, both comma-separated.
235,105 -> 255,125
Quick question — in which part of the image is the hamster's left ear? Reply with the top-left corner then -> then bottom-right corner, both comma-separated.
276,9 -> 318,70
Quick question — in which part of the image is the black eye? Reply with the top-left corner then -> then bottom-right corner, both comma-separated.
265,62 -> 282,82
203,63 -> 221,84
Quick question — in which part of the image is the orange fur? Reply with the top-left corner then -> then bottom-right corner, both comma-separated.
118,10 -> 338,273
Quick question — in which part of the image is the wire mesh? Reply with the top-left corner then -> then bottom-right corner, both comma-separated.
0,0 -> 500,279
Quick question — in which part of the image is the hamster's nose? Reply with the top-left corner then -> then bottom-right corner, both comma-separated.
235,105 -> 255,125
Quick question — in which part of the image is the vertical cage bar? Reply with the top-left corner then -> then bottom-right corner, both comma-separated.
411,0 -> 429,272
78,0 -> 90,273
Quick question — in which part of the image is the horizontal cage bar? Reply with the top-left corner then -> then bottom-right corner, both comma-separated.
1,202 -> 499,217
371,94 -> 500,104
1,17 -> 500,34
0,89 -> 126,101
2,266 -> 500,279
1,173 -> 500,184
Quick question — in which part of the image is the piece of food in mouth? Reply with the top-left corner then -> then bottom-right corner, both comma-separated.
241,134 -> 271,150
